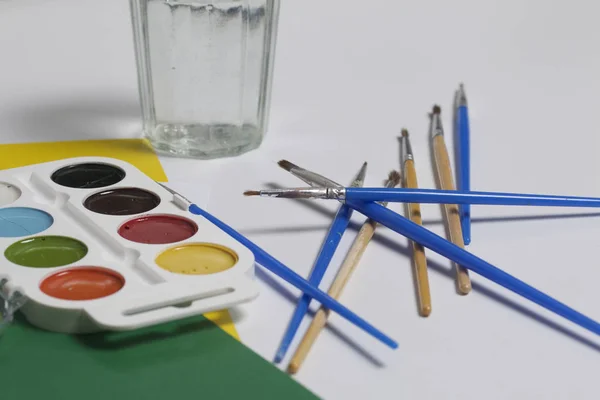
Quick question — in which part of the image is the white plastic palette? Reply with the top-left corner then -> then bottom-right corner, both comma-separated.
0,157 -> 258,333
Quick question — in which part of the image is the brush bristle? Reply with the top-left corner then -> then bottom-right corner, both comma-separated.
243,190 -> 260,196
388,170 -> 401,186
277,160 -> 298,172
401,129 -> 409,137
432,105 -> 441,114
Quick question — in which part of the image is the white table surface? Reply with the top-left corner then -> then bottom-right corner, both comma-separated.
2,0 -> 600,399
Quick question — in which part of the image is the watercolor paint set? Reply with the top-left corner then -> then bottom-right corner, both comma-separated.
0,157 -> 258,334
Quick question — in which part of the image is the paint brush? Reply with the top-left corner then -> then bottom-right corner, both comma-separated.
339,199 -> 600,338
243,186 -> 600,209
255,163 -> 600,341
156,182 -> 398,350
287,171 -> 400,374
431,104 -> 471,293
455,84 -> 471,245
274,162 -> 368,363
277,160 -> 338,188
399,129 -> 432,316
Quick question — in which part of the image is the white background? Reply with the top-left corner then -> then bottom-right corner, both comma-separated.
2,1 -> 600,399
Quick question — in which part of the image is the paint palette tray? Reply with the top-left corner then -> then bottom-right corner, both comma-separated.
0,157 -> 258,333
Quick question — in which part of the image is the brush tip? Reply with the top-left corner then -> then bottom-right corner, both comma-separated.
401,128 -> 409,137
388,170 -> 401,185
243,190 -> 260,196
277,160 -> 297,172
432,104 -> 441,115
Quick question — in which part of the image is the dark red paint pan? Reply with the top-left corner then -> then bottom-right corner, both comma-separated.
83,188 -> 160,216
118,215 -> 198,244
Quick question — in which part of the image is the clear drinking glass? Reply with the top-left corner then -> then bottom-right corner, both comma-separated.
129,0 -> 280,159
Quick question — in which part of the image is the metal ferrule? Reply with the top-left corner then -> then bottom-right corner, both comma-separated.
287,163 -> 366,190
378,177 -> 400,208
430,112 -> 444,138
400,135 -> 414,166
156,181 -> 193,206
456,84 -> 468,107
259,187 -> 346,200
351,163 -> 368,188
288,168 -> 342,189
327,187 -> 346,200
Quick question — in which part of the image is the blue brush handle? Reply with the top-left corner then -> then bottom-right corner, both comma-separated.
457,105 -> 471,245
345,187 -> 600,208
274,204 -> 353,363
187,203 -> 398,350
346,200 -> 600,336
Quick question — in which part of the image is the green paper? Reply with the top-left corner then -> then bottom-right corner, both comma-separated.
1,314 -> 319,400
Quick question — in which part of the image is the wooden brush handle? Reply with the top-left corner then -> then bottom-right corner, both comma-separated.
403,160 -> 433,316
433,135 -> 472,294
287,305 -> 328,374
327,220 -> 376,299
288,220 -> 378,374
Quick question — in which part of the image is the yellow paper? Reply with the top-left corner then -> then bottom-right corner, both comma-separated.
0,138 -> 168,181
203,311 -> 239,340
0,138 -> 240,340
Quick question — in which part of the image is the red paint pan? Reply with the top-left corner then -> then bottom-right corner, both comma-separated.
118,214 -> 198,244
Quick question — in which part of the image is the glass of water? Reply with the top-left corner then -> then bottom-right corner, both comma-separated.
129,0 -> 281,159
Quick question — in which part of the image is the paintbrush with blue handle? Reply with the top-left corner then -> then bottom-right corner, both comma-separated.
247,163 -> 600,339
156,182 -> 398,350
273,162 -> 367,363
245,186 -> 600,209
